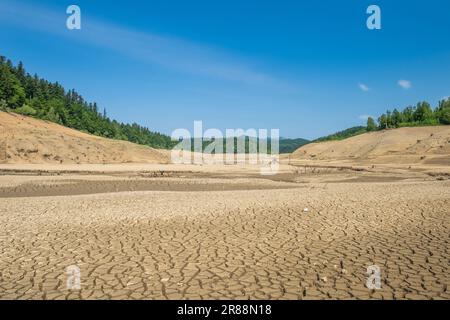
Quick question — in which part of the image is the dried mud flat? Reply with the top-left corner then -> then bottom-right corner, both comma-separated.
0,165 -> 449,300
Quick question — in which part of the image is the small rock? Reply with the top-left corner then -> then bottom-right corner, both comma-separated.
321,276 -> 328,283
161,278 -> 169,282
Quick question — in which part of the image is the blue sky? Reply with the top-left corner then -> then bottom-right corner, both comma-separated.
0,0 -> 449,139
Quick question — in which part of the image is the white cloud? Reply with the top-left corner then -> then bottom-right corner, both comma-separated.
358,83 -> 370,92
358,114 -> 373,120
398,80 -> 412,89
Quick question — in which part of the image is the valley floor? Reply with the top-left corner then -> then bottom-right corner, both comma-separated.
0,163 -> 449,300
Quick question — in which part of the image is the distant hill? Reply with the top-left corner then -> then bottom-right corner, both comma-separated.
279,138 -> 310,153
189,137 -> 309,154
292,126 -> 450,166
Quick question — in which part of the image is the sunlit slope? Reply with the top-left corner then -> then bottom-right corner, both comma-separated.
292,126 -> 450,166
0,112 -> 169,164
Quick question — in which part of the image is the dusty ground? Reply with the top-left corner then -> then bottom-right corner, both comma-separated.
0,164 -> 449,300
0,112 -> 169,164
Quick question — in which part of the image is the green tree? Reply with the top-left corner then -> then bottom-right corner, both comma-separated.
402,106 -> 414,123
366,117 -> 377,131
15,104 -> 37,116
386,110 -> 393,128
414,102 -> 434,122
436,99 -> 450,124
391,109 -> 402,127
0,63 -> 25,109
378,114 -> 387,129
0,99 -> 7,111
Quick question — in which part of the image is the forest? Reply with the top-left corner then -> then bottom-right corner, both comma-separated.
0,56 -> 175,149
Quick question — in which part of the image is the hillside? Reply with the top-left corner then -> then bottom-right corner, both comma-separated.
292,126 -> 450,166
0,111 -> 169,164
0,56 -> 175,150
1,56 -> 311,154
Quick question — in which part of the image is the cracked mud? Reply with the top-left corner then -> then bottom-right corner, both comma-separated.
0,171 -> 449,300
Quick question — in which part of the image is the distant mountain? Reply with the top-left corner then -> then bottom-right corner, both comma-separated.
279,138 -> 310,153
189,136 -> 309,154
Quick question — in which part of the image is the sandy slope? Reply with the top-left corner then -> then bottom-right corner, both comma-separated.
292,126 -> 450,166
0,112 -> 169,164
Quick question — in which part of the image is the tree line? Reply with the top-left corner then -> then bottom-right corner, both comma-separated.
316,100 -> 450,142
367,100 -> 450,131
314,126 -> 368,142
0,56 -> 175,149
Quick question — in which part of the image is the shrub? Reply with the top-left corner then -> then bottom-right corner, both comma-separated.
15,104 -> 37,116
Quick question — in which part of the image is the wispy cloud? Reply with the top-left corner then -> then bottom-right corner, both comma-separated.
358,83 -> 370,92
0,1 -> 284,87
358,114 -> 373,120
398,79 -> 412,89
